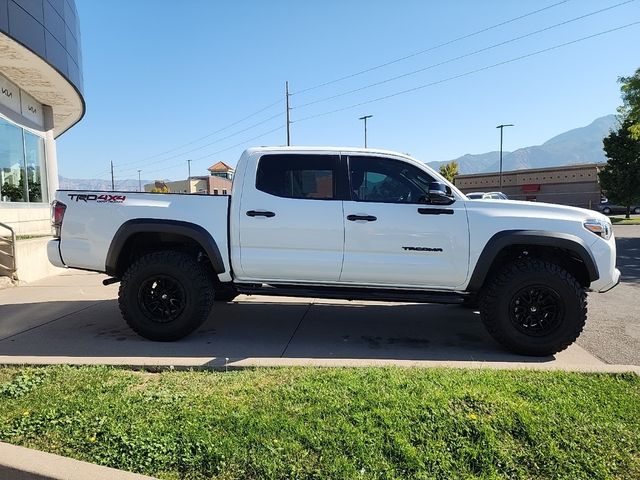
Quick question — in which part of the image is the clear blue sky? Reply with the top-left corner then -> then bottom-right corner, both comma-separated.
57,0 -> 640,183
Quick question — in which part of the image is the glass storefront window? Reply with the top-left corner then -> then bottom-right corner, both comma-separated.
24,131 -> 47,202
0,117 -> 47,204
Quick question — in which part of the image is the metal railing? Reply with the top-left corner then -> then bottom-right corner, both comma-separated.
0,222 -> 17,279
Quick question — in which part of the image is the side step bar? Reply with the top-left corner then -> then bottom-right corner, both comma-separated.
235,284 -> 466,304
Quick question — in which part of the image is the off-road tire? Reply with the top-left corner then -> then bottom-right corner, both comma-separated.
479,258 -> 587,356
119,251 -> 214,341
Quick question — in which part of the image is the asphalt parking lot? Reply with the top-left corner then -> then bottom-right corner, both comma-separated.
577,224 -> 640,365
0,225 -> 638,371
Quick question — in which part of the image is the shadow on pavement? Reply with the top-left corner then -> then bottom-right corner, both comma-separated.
0,298 -> 556,364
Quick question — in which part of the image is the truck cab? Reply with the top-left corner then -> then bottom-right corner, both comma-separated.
231,148 -> 469,289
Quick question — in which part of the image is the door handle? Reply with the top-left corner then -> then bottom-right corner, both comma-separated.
246,210 -> 276,218
418,208 -> 454,215
347,214 -> 377,222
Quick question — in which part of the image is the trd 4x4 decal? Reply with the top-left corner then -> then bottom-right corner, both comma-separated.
68,193 -> 126,203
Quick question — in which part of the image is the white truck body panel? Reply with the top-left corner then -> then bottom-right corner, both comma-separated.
233,148 -> 345,282
51,146 -> 620,293
58,193 -> 232,282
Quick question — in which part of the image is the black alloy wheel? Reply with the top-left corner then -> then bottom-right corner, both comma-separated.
138,275 -> 186,323
509,285 -> 563,337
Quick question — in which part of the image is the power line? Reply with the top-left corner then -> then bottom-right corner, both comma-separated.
115,112 -> 284,176
293,0 -> 635,111
107,97 -> 282,171
293,21 -> 640,124
143,125 -> 285,177
87,99 -> 283,179
291,0 -> 572,96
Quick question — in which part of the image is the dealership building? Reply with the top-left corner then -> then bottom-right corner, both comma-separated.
0,0 -> 84,281
454,163 -> 604,210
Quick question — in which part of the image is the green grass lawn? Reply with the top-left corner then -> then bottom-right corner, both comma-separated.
0,366 -> 638,480
611,216 -> 640,225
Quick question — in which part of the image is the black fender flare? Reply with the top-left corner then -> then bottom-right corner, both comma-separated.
466,230 -> 599,292
105,219 -> 225,277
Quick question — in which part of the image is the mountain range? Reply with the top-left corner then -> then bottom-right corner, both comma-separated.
59,115 -> 618,190
426,114 -> 618,175
58,176 -> 152,191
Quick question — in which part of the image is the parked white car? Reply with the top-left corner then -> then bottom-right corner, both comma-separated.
48,147 -> 619,356
466,191 -> 509,200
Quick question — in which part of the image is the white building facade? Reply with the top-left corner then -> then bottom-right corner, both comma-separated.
0,0 -> 84,281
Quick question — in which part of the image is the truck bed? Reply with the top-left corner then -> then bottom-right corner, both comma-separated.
56,191 -> 231,278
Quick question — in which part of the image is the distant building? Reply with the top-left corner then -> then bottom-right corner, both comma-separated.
208,161 -> 234,181
144,161 -> 234,195
454,163 -> 604,209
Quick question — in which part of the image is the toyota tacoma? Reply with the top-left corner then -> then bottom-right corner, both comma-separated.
48,147 -> 620,356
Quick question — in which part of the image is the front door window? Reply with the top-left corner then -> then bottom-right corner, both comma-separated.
349,156 -> 433,204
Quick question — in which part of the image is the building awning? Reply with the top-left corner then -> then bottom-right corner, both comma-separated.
0,32 -> 84,137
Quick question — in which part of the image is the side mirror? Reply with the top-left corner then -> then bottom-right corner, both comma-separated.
425,182 -> 455,205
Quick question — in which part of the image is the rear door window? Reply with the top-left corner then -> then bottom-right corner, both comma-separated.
256,154 -> 341,200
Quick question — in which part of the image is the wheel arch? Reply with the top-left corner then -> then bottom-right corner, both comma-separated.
105,219 -> 225,278
466,230 -> 599,292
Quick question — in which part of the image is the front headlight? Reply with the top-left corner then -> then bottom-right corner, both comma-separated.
583,219 -> 612,240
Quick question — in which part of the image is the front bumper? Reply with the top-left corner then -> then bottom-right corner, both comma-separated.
593,268 -> 620,293
588,233 -> 620,293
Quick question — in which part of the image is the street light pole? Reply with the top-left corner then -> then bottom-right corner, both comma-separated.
496,124 -> 514,189
359,115 -> 373,148
137,169 -> 142,192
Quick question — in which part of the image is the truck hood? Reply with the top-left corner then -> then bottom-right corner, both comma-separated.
465,199 -> 610,224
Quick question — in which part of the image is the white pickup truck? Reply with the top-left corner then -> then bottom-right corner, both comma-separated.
48,147 -> 620,356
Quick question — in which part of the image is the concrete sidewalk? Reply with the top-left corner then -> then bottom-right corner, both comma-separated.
0,442 -> 156,480
0,271 -> 637,373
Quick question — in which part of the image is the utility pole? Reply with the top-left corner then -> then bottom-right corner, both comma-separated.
359,115 -> 373,148
187,159 -> 192,193
285,81 -> 291,146
496,124 -> 514,189
137,169 -> 142,192
110,160 -> 115,190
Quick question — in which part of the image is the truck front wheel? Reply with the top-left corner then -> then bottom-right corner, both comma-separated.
479,258 -> 587,356
118,251 -> 214,341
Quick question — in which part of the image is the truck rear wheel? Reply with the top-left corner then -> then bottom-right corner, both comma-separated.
118,251 -> 214,341
479,258 -> 587,356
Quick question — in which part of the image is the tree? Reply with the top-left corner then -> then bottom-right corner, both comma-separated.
618,67 -> 640,140
150,183 -> 169,193
439,161 -> 459,183
1,181 -> 22,202
599,119 -> 640,218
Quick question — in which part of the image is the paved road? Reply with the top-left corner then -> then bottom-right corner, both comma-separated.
0,225 -> 637,370
577,225 -> 640,365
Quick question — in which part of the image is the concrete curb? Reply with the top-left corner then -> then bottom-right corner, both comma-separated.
0,355 -> 638,374
0,442 -> 157,480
